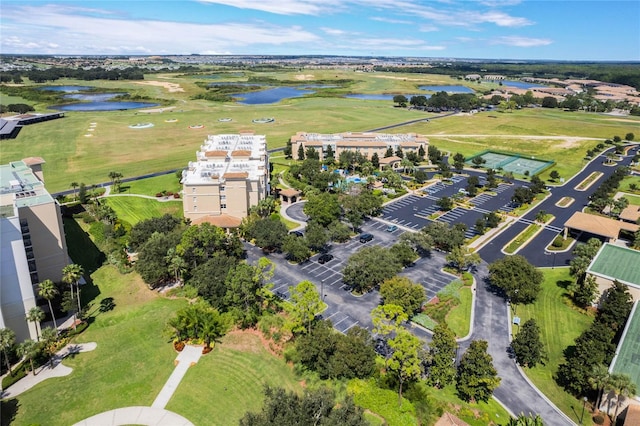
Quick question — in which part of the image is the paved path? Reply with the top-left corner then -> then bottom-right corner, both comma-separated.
151,345 -> 202,409
0,342 -> 97,398
73,407 -> 193,426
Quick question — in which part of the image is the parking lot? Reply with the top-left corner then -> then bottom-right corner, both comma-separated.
381,175 -> 528,236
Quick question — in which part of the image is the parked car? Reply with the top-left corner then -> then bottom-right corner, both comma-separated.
359,233 -> 374,243
318,253 -> 334,264
386,225 -> 398,232
289,230 -> 304,237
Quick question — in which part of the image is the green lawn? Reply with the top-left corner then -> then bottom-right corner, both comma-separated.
620,175 -> 640,193
4,265 -> 188,426
103,196 -> 183,226
429,385 -> 511,426
119,173 -> 182,197
446,286 -> 472,338
504,224 -> 541,254
623,193 -> 640,206
516,268 -> 594,424
166,332 -> 302,425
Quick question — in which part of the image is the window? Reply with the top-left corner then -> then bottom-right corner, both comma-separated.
220,186 -> 225,192
221,204 -> 227,209
192,196 -> 197,203
192,187 -> 196,193
193,205 -> 197,211
220,195 -> 226,201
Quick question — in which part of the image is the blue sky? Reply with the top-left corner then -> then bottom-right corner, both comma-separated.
1,0 -> 638,60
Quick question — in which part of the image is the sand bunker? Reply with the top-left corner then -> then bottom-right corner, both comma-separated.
139,106 -> 176,114
294,74 -> 315,80
134,81 -> 184,92
129,123 -> 154,129
218,118 -> 232,122
252,117 -> 275,124
189,124 -> 204,129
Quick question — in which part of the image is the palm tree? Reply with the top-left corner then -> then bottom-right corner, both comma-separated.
611,373 -> 637,423
400,157 -> 414,174
18,339 -> 40,375
62,263 -> 84,316
26,306 -> 45,341
0,328 -> 16,377
70,182 -> 79,200
38,280 -> 59,333
40,327 -> 59,367
165,249 -> 187,284
588,364 -> 610,413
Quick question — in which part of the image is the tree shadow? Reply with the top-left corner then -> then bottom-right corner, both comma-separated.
61,216 -> 106,275
99,297 -> 116,313
0,398 -> 19,425
556,279 -> 573,290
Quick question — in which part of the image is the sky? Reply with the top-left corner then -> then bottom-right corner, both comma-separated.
1,0 -> 639,61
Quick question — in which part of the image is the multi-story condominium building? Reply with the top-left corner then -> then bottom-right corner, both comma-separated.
182,132 -> 269,227
1,158 -> 69,341
290,131 -> 428,162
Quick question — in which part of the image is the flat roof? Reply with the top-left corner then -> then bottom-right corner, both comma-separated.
587,243 -> 640,289
609,301 -> 640,396
0,160 -> 54,209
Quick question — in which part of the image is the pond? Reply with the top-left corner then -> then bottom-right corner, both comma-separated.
495,80 -> 547,89
344,94 -> 426,101
232,86 -> 315,104
39,85 -> 93,92
418,85 -> 475,93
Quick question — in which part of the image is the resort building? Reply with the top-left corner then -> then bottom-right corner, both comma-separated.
289,131 -> 428,162
1,158 -> 69,342
182,132 -> 269,228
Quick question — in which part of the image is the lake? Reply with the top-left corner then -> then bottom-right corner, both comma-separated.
232,87 -> 315,104
419,85 -> 475,93
496,80 -> 547,89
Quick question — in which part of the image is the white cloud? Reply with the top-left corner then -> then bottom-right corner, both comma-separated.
197,0 -> 342,15
1,4 -> 320,54
419,24 -> 439,32
351,37 -> 445,51
370,16 -> 413,25
492,36 -> 552,47
321,27 -> 349,36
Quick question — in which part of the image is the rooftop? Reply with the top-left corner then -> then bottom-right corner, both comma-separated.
182,133 -> 267,185
0,160 -> 54,212
609,301 -> 640,396
564,211 -> 638,239
587,243 -> 640,289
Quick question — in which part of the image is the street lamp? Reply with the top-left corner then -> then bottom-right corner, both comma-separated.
580,396 -> 587,424
321,279 -> 325,301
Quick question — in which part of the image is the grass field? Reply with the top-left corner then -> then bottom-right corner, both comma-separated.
166,331 -> 302,425
103,196 -> 183,226
3,71 -> 639,193
120,173 -> 182,197
3,265 -> 188,426
620,175 -> 640,193
516,268 -> 594,424
446,287 -> 472,338
623,193 -> 640,206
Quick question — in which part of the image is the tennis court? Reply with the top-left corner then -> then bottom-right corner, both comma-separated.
467,150 -> 553,175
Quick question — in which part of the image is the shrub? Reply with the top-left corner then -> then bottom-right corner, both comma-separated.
592,414 -> 604,425
1,362 -> 27,390
552,235 -> 564,248
173,193 -> 180,199
155,192 -> 163,197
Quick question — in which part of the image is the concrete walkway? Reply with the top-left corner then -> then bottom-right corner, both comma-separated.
0,342 -> 97,398
73,345 -> 202,425
73,407 -> 193,426
151,345 -> 202,409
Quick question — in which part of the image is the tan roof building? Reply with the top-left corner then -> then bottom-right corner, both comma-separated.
182,132 -> 269,226
563,211 -> 638,241
290,131 -> 427,163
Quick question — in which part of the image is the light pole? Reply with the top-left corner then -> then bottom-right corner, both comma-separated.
580,396 -> 587,424
321,279 -> 325,301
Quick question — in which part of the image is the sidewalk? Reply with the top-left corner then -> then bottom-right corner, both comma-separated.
0,342 -> 97,398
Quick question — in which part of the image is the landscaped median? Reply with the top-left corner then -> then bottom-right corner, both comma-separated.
502,216 -> 555,255
574,171 -> 603,191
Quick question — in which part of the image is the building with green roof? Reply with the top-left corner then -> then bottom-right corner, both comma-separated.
609,301 -> 640,399
587,243 -> 640,302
